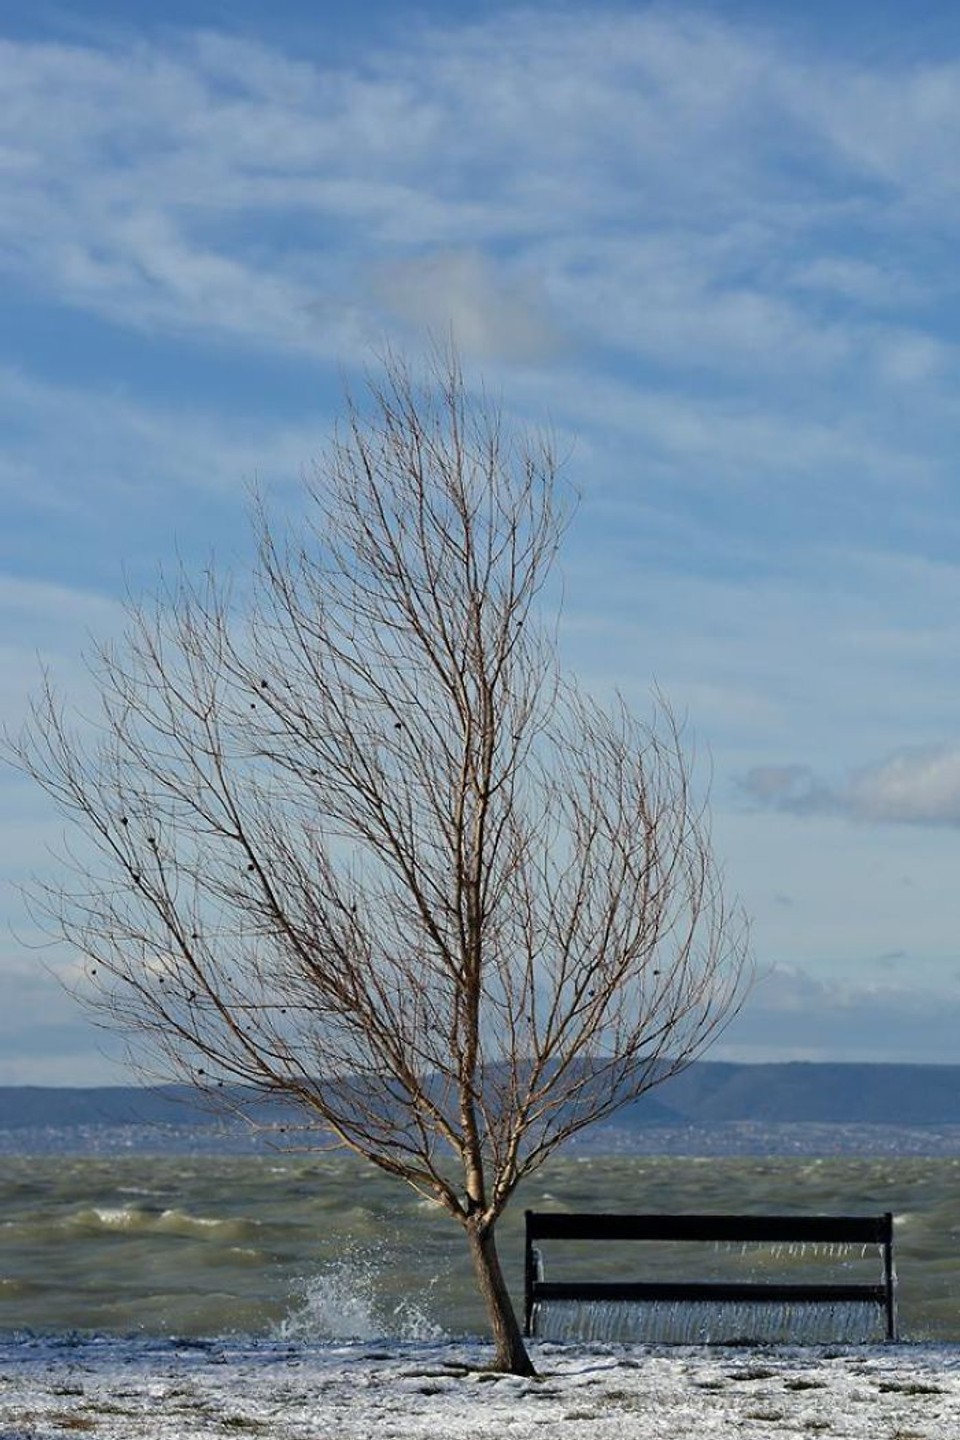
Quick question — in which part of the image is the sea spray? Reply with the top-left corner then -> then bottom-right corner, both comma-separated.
534,1296 -> 887,1345
278,1245 -> 447,1343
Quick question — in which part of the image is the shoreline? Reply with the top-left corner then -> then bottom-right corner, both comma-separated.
2,1334 -> 960,1438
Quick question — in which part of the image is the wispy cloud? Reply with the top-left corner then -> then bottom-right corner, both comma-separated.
717,963 -> 960,1065
0,365 -> 326,502
3,12 -> 960,375
6,6 -> 960,1071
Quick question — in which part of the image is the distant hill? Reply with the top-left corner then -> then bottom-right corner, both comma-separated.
620,1061 -> 960,1128
0,1084 -> 291,1130
1,1061 -> 959,1130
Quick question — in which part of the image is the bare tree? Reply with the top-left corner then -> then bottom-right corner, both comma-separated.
11,352 -> 749,1375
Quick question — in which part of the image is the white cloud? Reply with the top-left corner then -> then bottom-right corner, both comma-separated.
0,365 -> 326,505
558,545 -> 960,774
716,964 -> 960,1065
1,12 -> 960,378
741,743 -> 960,826
788,256 -> 931,309
0,951 -> 126,1084
369,249 -> 565,363
873,331 -> 947,385
849,745 -> 960,824
792,57 -> 960,199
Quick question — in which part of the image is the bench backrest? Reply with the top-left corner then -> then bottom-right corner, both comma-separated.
523,1210 -> 896,1342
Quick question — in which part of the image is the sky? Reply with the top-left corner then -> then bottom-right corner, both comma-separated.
3,0 -> 960,1082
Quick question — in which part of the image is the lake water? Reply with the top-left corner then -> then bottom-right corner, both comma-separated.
2,1128 -> 958,1345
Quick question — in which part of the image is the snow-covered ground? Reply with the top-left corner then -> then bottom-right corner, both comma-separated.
2,1335 -> 959,1438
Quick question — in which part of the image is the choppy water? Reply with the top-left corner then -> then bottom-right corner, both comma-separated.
1,1143 -> 958,1343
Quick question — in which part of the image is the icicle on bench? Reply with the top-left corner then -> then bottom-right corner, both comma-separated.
523,1211 -> 897,1345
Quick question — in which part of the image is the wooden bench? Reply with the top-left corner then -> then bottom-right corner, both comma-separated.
523,1210 -> 897,1342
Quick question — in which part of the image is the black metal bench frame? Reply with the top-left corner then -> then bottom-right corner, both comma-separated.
523,1210 -> 897,1342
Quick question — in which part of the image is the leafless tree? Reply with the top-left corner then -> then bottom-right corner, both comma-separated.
11,351 -> 749,1374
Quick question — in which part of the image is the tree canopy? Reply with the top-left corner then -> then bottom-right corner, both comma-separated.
12,352 -> 750,1372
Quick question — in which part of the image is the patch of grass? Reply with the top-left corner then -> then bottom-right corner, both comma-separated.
603,1389 -> 642,1403
877,1381 -> 943,1396
5,1411 -> 96,1434
784,1378 -> 827,1391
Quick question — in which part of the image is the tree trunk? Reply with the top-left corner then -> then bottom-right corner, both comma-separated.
466,1218 -> 537,1376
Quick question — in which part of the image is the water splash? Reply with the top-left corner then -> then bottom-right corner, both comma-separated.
534,1297 -> 887,1346
278,1247 -> 446,1343
532,1234 -> 892,1344
713,1240 -> 881,1268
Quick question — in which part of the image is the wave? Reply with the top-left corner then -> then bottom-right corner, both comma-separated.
63,1205 -> 261,1241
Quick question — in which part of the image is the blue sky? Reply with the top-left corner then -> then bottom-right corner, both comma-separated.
4,0 -> 960,1082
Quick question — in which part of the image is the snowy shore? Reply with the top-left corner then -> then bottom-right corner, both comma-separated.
2,1335 -> 959,1438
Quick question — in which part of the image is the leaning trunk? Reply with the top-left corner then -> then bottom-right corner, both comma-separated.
466,1218 -> 537,1376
